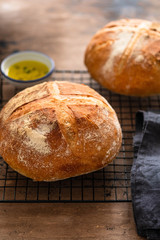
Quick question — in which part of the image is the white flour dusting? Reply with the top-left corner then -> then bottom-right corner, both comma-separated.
35,123 -> 54,135
102,31 -> 133,74
102,21 -> 151,75
134,55 -> 144,63
18,149 -> 28,165
97,146 -> 101,151
10,114 -> 53,155
23,126 -> 51,155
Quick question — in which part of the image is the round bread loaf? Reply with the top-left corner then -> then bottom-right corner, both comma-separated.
0,81 -> 122,181
85,18 -> 160,96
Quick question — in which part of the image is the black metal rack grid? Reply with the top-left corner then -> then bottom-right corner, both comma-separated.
0,70 -> 160,203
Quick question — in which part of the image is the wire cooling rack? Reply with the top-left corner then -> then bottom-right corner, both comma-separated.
0,70 -> 160,203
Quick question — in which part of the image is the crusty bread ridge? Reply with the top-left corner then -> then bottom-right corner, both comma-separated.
85,18 -> 160,96
0,81 -> 122,181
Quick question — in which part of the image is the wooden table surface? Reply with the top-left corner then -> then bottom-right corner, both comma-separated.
0,0 -> 160,239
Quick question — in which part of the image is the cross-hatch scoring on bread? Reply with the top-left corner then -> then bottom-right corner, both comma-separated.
85,18 -> 160,97
0,81 -> 122,181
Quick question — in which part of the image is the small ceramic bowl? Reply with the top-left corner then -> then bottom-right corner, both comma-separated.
0,50 -> 55,87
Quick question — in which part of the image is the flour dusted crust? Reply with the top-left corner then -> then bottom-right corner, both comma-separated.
85,18 -> 160,96
0,81 -> 122,181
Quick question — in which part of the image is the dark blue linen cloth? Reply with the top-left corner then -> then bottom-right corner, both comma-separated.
131,111 -> 160,240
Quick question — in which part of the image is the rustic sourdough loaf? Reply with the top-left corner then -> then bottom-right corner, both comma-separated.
85,18 -> 160,96
0,81 -> 122,181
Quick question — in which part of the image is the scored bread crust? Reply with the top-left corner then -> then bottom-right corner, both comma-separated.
85,18 -> 160,96
0,81 -> 122,181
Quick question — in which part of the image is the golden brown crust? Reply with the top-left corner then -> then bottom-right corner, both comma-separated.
0,81 -> 122,181
85,18 -> 160,97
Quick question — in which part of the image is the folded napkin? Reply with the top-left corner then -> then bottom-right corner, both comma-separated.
131,111 -> 160,240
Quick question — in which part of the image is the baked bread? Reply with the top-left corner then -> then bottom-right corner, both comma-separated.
85,18 -> 160,97
0,81 -> 122,181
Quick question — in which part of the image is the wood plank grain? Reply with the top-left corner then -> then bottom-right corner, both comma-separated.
0,0 -> 160,70
0,203 -> 143,240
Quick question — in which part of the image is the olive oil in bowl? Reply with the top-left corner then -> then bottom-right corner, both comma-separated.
8,60 -> 49,81
0,50 -> 55,87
